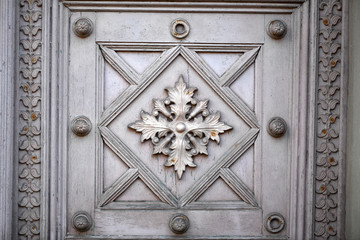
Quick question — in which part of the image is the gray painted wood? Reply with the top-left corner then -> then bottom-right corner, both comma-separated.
3,0 -> 348,239
0,0 -> 16,239
62,4 -> 309,239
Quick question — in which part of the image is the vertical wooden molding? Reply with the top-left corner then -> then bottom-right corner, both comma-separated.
314,0 -> 347,239
17,0 -> 43,239
0,0 -> 16,239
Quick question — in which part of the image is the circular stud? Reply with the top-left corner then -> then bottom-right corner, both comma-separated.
72,211 -> 93,232
264,212 -> 285,233
170,18 -> 190,39
267,117 -> 287,138
73,17 -> 93,38
71,115 -> 92,136
266,20 -> 287,39
169,214 -> 190,234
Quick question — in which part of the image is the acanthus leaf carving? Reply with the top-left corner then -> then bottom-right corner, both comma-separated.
129,75 -> 232,179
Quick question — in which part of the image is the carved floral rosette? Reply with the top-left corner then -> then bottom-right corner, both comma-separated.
129,75 -> 232,179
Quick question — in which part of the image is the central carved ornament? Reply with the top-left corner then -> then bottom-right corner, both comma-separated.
129,75 -> 232,179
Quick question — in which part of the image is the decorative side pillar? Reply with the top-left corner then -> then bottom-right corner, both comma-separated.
314,0 -> 347,239
17,0 -> 43,239
0,0 -> 16,239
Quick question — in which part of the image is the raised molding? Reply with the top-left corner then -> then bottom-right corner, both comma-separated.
0,0 -> 16,239
99,126 -> 179,207
98,44 -> 259,209
64,236 -> 289,240
99,168 -> 139,207
313,0 -> 348,239
17,0 -> 43,239
62,1 -> 304,13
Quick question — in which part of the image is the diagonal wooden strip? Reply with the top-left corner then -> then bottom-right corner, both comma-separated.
99,168 -> 139,207
220,168 -> 258,207
99,126 -> 178,207
180,46 -> 260,129
99,45 -> 140,85
180,128 -> 259,207
220,47 -> 260,87
98,46 -> 180,127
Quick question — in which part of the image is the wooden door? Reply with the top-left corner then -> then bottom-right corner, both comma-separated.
65,4 -> 306,239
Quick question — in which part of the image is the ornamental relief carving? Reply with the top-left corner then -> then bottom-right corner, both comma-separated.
18,0 -> 42,239
98,44 -> 259,208
129,75 -> 232,179
315,0 -> 344,239
13,0 -> 346,238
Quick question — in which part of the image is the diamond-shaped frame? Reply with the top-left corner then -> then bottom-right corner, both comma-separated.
98,43 -> 260,208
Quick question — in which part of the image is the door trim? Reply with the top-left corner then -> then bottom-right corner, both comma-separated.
3,0 -> 348,239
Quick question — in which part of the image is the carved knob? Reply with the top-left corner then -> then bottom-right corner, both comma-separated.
266,20 -> 287,39
264,213 -> 285,233
267,117 -> 287,138
73,17 -> 93,38
169,214 -> 190,234
72,211 -> 93,232
170,18 -> 190,39
71,116 -> 92,136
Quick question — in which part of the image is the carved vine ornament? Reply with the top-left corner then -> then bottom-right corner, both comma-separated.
129,75 -> 232,178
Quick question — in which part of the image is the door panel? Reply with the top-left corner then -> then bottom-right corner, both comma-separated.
67,8 -> 296,239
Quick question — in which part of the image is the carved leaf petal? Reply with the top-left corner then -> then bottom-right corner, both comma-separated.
32,40 -> 41,50
188,100 -> 208,119
317,156 -> 327,166
167,75 -> 196,118
20,26 -> 31,35
318,114 -> 328,123
20,40 -> 31,50
32,26 -> 41,35
19,224 -> 29,235
319,72 -> 329,82
20,168 -> 30,178
153,98 -> 171,117
329,30 -> 341,40
153,133 -> 174,155
319,43 -> 330,53
328,129 -> 339,138
317,142 -> 327,153
329,99 -> 339,110
330,43 -> 341,54
191,112 -> 232,143
330,15 -> 341,25
165,137 -> 195,179
329,86 -> 340,95
187,134 -> 208,155
319,100 -> 328,110
31,11 -> 42,22
318,86 -> 328,95
129,111 -> 170,142
327,142 -> 338,152
316,170 -> 327,180
327,198 -> 337,208
328,170 -> 338,180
